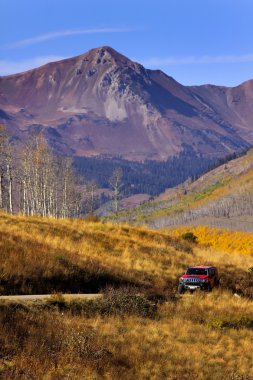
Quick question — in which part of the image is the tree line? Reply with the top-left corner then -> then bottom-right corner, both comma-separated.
0,125 -> 123,217
74,151 -> 214,197
3,123 -> 240,218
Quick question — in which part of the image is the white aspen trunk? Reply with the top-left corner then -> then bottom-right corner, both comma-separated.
22,179 -> 27,215
63,178 -> 67,218
108,168 -> 123,214
42,176 -> 47,217
115,187 -> 119,213
6,162 -> 13,214
28,171 -> 34,216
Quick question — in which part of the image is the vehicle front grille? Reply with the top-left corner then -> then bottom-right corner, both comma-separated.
185,278 -> 201,285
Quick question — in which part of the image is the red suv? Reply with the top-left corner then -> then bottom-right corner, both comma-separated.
178,266 -> 219,293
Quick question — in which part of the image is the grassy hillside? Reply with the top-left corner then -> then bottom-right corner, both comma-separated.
0,212 -> 252,379
0,212 -> 252,296
113,149 -> 253,230
0,212 -> 192,295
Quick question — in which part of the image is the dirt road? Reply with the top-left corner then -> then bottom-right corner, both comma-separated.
0,294 -> 102,301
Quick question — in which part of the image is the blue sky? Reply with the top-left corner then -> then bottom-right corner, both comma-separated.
1,0 -> 253,85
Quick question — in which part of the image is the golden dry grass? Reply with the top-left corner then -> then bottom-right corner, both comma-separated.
0,212 -> 193,294
0,290 -> 252,380
0,212 -> 252,379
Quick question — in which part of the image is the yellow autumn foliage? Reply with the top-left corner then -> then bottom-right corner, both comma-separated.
170,225 -> 253,255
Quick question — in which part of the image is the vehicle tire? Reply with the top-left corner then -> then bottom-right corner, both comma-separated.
178,284 -> 185,294
205,283 -> 212,292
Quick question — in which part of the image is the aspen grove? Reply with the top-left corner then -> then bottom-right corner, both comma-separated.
0,126 -> 84,217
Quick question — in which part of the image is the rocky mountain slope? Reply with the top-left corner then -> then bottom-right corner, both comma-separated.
0,46 -> 252,161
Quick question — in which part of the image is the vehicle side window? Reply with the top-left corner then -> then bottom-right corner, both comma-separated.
209,269 -> 214,277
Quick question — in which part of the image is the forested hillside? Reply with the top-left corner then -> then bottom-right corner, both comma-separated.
112,148 -> 253,230
74,150 -> 214,197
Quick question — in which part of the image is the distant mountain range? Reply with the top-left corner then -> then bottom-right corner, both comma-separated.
0,46 -> 252,161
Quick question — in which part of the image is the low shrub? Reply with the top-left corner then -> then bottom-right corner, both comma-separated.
46,293 -> 66,309
181,231 -> 198,243
173,240 -> 193,253
83,215 -> 100,223
208,316 -> 253,330
99,287 -> 157,318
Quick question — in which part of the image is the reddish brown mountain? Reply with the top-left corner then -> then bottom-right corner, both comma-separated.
0,46 -> 252,160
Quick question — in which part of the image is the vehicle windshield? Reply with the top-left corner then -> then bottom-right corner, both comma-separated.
186,268 -> 208,276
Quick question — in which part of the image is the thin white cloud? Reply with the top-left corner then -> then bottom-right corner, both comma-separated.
0,56 -> 66,76
6,27 -> 135,48
141,53 -> 253,67
3,51 -> 252,77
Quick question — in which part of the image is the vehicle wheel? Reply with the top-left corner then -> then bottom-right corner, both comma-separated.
205,283 -> 212,292
178,284 -> 185,294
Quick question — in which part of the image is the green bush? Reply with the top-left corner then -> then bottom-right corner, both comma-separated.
181,231 -> 198,244
208,316 -> 253,330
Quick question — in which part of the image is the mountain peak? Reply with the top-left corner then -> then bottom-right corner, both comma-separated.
89,45 -> 119,55
80,45 -> 133,66
1,46 -> 253,162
